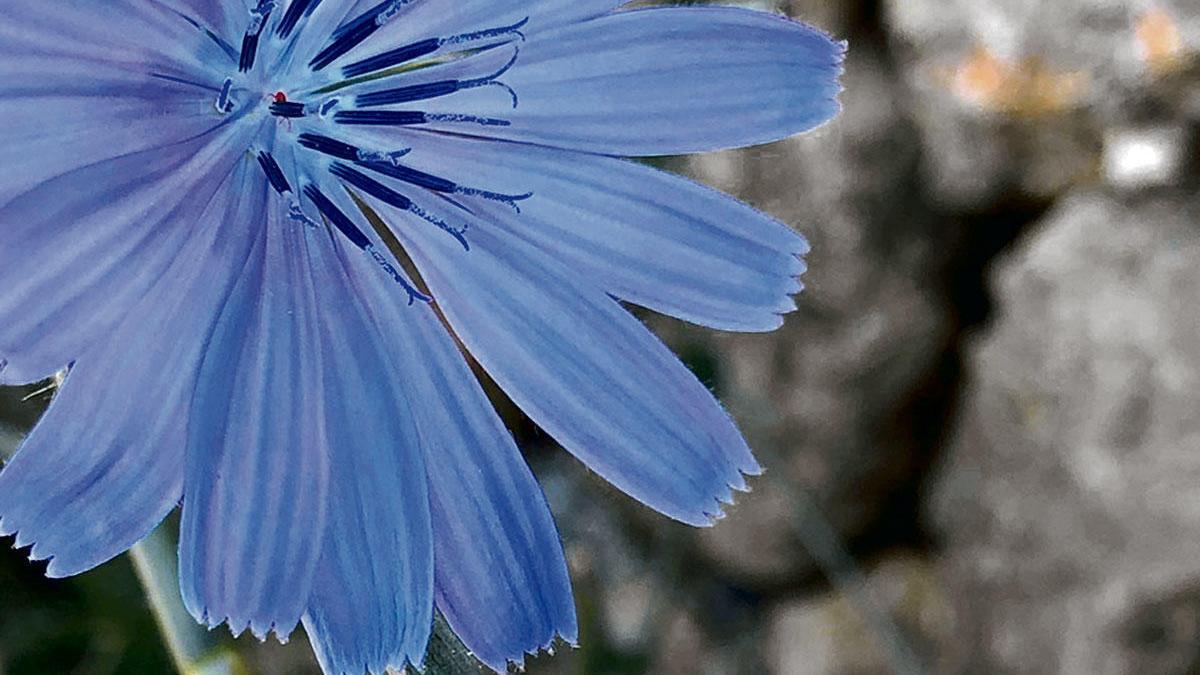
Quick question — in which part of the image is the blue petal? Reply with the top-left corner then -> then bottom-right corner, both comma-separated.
179,200 -> 330,641
333,126 -> 808,332
156,0 -> 243,48
300,201 -> 434,674
405,7 -> 845,156
336,221 -> 576,673
0,159 -> 267,578
2,3 -> 233,75
383,202 -> 759,527
0,4 -> 233,204
0,125 -> 253,385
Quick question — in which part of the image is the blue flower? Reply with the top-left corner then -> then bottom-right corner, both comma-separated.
0,1 -> 843,673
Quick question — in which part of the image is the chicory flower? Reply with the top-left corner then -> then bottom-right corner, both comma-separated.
0,1 -> 844,673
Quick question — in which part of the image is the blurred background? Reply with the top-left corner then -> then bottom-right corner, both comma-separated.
4,0 -> 1200,673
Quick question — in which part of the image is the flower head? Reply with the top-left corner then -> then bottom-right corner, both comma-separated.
0,1 -> 844,672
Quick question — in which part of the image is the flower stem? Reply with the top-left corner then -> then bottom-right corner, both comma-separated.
423,612 -> 483,675
128,523 -> 249,675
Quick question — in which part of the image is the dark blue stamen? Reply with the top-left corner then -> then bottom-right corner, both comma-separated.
355,49 -> 520,108
304,184 -> 372,249
310,19 -> 379,71
329,0 -> 394,39
330,163 -> 413,210
334,110 -> 426,126
215,78 -> 236,113
311,0 -> 414,72
334,110 -> 510,127
240,32 -> 263,72
239,1 -> 276,72
331,163 -> 471,250
297,134 -> 410,166
295,133 -> 529,214
297,133 -> 361,161
257,152 -> 292,194
342,38 -> 440,79
270,101 -> 307,118
276,0 -> 321,39
340,18 -> 528,78
362,155 -> 532,212
303,184 -> 432,304
361,160 -> 456,193
318,98 -> 341,117
356,80 -> 462,108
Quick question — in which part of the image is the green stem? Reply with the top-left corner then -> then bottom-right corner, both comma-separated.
128,524 -> 248,675
423,613 -> 484,675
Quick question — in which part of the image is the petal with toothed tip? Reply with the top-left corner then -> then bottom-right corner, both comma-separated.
326,215 -> 577,673
300,221 -> 434,675
0,159 -> 266,578
381,200 -> 759,527
330,125 -> 810,332
401,7 -> 845,156
179,200 -> 330,642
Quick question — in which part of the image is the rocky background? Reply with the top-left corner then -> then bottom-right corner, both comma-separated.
3,0 -> 1200,673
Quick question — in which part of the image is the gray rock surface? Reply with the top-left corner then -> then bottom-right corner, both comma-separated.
932,190 -> 1200,674
763,554 -> 952,675
885,0 -> 1200,208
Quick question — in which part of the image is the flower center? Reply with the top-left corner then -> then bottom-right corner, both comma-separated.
199,2 -> 536,304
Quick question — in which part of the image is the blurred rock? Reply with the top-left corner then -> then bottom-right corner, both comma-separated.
931,190 -> 1200,674
534,453 -> 677,662
652,610 -> 708,675
884,0 -> 1200,208
672,44 -> 951,587
764,554 -> 952,675
886,1 -> 1200,85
